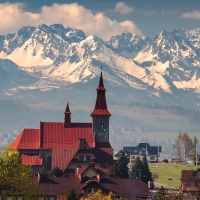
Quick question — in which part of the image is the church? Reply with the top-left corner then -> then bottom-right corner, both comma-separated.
10,72 -> 114,176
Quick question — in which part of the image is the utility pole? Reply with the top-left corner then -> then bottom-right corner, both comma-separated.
196,143 -> 198,165
157,145 -> 159,167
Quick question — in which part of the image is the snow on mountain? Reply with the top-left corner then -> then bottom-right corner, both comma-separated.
1,24 -> 200,106
108,32 -> 151,59
135,29 -> 200,91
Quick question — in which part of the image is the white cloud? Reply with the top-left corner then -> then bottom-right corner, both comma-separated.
161,10 -> 172,15
142,11 -> 156,15
181,10 -> 200,19
114,2 -> 134,15
0,2 -> 142,40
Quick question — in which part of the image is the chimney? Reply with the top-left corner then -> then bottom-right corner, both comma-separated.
35,173 -> 41,183
76,167 -> 80,177
78,173 -> 83,182
97,174 -> 101,183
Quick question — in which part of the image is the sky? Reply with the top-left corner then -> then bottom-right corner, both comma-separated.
0,0 -> 200,40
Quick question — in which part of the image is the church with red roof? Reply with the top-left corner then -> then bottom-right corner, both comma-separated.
10,72 -> 114,176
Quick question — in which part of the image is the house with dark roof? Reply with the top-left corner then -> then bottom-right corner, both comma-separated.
9,72 -> 114,176
115,143 -> 162,163
181,169 -> 200,194
33,170 -> 150,199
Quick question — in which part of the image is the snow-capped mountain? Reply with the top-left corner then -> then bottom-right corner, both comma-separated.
0,24 -> 200,107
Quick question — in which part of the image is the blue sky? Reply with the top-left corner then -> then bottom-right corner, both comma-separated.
0,0 -> 200,39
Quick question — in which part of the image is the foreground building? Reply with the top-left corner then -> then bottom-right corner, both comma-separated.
10,72 -> 114,176
33,171 -> 150,199
115,143 -> 162,163
181,169 -> 200,194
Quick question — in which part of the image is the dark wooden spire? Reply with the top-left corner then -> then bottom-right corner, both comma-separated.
91,72 -> 111,116
64,102 -> 71,128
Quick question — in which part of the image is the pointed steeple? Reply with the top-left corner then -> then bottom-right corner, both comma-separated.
91,72 -> 111,116
98,71 -> 105,89
64,102 -> 71,128
64,102 -> 71,114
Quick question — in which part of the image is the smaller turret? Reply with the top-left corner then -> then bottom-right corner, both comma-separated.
64,103 -> 71,128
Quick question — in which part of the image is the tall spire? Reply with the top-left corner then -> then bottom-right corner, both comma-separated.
64,102 -> 71,128
64,102 -> 71,114
98,71 -> 105,89
91,71 -> 111,116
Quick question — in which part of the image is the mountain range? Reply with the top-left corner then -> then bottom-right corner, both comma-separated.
0,24 -> 200,108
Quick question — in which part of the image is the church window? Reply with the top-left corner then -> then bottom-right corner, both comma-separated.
86,156 -> 91,161
79,156 -> 84,161
47,156 -> 52,170
98,120 -> 105,132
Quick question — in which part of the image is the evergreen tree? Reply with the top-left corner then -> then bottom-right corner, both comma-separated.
109,150 -> 129,178
50,166 -> 63,177
66,187 -> 77,200
129,156 -> 143,179
141,155 -> 153,184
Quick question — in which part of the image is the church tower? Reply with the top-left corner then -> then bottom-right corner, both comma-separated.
91,72 -> 111,143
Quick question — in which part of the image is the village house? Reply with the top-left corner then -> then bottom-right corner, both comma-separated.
181,169 -> 200,195
33,169 -> 150,199
115,143 -> 162,163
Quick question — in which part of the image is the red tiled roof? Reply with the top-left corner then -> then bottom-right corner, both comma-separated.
100,178 -> 149,198
181,170 -> 198,191
10,129 -> 40,149
34,176 -> 149,198
52,148 -> 78,171
22,154 -> 42,166
92,147 -> 114,168
10,122 -> 95,150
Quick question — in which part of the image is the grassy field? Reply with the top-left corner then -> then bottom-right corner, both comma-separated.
149,162 -> 200,188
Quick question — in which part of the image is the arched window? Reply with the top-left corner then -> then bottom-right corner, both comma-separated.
98,120 -> 105,132
47,156 -> 52,170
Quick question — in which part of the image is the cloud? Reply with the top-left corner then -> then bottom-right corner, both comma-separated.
114,2 -> 134,14
0,2 -> 142,40
161,10 -> 172,15
142,11 -> 156,15
181,10 -> 200,19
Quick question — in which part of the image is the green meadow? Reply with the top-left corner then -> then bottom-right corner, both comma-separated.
149,162 -> 200,188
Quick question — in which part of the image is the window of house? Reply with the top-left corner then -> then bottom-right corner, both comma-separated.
150,156 -> 155,160
83,146 -> 87,149
47,156 -> 52,170
79,156 -> 84,161
87,189 -> 98,194
140,149 -> 146,156
86,156 -> 91,161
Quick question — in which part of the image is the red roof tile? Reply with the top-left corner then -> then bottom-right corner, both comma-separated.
52,148 -> 78,171
10,123 -> 95,150
41,122 -> 94,149
22,154 -> 42,166
34,177 -> 149,198
181,170 -> 198,191
10,129 -> 40,149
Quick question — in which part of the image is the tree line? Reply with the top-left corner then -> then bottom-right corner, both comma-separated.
174,132 -> 199,163
128,101 -> 200,125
